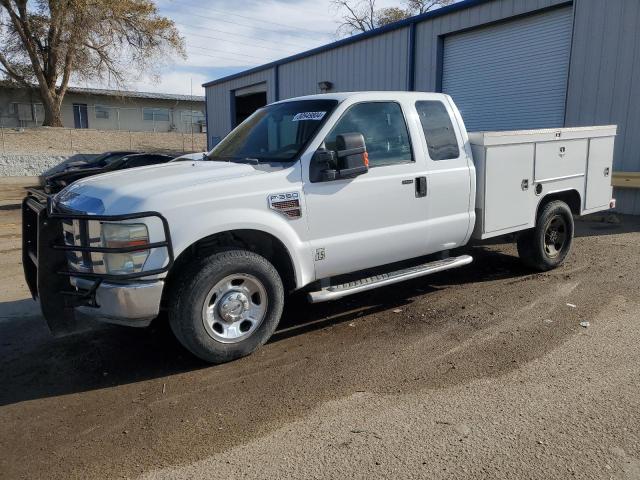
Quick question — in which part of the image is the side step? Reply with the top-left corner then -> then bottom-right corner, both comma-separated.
308,254 -> 473,303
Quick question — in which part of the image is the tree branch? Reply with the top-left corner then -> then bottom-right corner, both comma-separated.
0,48 -> 30,86
1,0 -> 47,89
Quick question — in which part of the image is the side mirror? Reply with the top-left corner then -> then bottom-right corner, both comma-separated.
310,133 -> 369,182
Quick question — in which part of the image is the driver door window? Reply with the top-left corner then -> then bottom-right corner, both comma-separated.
323,102 -> 412,167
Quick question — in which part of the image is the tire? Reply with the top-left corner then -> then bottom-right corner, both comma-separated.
169,249 -> 284,363
517,200 -> 574,271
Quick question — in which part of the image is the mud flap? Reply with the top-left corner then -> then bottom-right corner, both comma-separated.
36,208 -> 82,336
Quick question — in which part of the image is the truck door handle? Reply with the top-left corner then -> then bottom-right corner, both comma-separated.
415,176 -> 427,198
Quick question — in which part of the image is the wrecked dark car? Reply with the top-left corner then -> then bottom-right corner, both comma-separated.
42,152 -> 176,193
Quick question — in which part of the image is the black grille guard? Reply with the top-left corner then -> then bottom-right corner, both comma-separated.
22,188 -> 174,335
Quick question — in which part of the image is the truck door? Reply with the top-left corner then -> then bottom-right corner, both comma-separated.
414,100 -> 473,252
303,101 -> 431,280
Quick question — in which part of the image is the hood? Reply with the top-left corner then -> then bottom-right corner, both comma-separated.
48,165 -> 105,180
43,165 -> 109,194
42,156 -> 103,177
42,161 -> 91,181
63,160 -> 90,169
54,160 -> 270,214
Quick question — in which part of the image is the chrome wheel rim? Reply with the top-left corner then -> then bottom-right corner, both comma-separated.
543,215 -> 568,258
201,274 -> 268,344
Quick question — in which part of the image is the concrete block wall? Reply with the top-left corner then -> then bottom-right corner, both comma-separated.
0,127 -> 206,176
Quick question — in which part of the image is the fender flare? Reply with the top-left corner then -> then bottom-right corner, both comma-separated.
168,208 -> 314,289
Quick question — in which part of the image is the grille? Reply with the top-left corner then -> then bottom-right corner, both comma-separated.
61,219 -> 105,273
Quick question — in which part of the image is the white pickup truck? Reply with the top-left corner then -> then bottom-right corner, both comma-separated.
22,92 -> 616,363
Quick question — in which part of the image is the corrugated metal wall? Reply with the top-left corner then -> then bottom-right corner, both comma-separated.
206,69 -> 275,142
278,28 -> 410,99
565,0 -> 640,214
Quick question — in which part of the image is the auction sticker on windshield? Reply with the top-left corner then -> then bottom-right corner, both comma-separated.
292,112 -> 326,121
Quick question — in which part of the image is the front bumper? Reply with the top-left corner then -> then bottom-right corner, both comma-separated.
71,277 -> 164,327
22,188 -> 173,335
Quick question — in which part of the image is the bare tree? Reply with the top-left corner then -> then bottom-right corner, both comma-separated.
0,0 -> 185,127
332,0 -> 378,35
333,0 -> 454,35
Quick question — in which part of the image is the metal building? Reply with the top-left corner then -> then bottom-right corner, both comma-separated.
203,0 -> 640,214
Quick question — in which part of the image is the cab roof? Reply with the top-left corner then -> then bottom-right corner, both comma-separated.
273,91 -> 451,104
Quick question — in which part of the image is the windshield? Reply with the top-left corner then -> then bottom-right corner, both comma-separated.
208,99 -> 338,162
82,152 -> 111,166
98,154 -> 127,167
87,152 -> 133,168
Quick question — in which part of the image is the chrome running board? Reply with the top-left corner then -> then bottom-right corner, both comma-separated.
308,255 -> 473,303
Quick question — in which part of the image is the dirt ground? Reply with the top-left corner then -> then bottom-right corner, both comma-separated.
1,192 -> 639,479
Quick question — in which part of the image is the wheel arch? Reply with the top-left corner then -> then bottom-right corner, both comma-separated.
162,229 -> 300,310
535,188 -> 582,221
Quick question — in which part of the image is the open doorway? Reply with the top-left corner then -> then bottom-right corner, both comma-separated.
72,103 -> 89,129
234,90 -> 267,127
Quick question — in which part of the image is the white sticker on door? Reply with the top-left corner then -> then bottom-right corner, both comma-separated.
292,111 -> 326,121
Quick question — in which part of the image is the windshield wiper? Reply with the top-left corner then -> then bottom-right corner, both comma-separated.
208,156 -> 261,164
238,157 -> 260,164
206,155 -> 233,162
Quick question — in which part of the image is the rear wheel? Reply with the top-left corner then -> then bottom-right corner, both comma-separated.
517,200 -> 574,271
169,249 -> 284,363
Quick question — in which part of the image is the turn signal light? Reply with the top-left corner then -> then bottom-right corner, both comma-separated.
104,238 -> 149,249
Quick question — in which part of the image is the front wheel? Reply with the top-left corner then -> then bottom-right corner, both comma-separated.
517,200 -> 574,271
169,249 -> 284,363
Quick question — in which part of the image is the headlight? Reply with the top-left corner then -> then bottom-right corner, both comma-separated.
101,223 -> 150,274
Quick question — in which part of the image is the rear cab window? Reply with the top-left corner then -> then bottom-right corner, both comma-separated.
415,101 -> 460,161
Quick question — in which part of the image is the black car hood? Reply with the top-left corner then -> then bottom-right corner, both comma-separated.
44,166 -> 111,193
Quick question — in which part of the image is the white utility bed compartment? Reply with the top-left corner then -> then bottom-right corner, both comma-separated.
469,126 -> 616,240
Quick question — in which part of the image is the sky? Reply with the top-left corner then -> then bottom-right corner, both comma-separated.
75,0 -> 402,97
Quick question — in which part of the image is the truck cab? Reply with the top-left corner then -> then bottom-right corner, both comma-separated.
300,93 -> 474,280
22,92 -> 615,363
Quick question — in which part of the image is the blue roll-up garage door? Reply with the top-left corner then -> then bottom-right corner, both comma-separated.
442,7 -> 573,132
